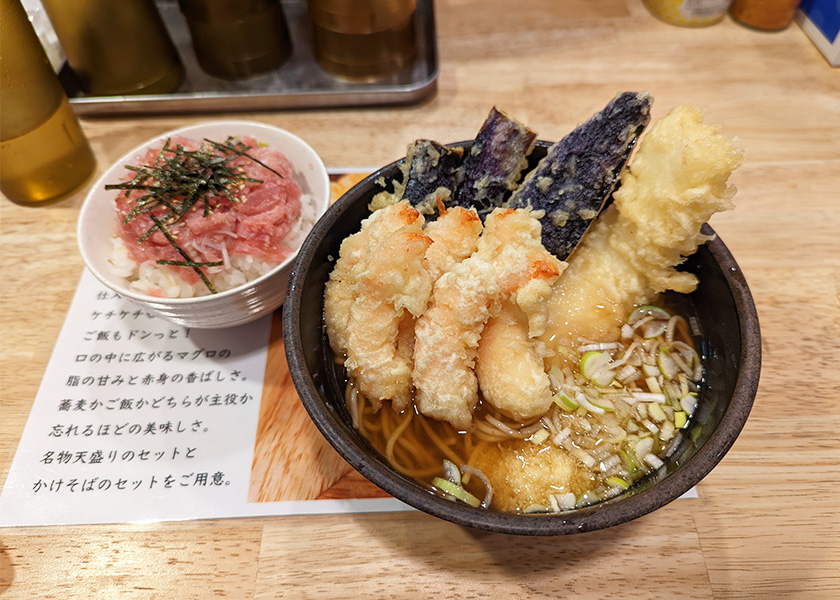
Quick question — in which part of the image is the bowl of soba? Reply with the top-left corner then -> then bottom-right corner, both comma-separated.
284,94 -> 761,535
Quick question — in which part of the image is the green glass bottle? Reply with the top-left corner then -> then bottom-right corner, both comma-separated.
0,0 -> 96,206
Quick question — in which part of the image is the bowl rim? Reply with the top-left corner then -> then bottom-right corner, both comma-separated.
77,119 -> 330,305
284,149 -> 762,536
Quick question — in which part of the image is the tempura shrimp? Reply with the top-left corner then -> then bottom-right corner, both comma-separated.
474,300 -> 554,421
412,208 -> 565,429
423,204 -> 483,282
541,106 -> 744,351
345,227 -> 433,410
324,201 -> 425,357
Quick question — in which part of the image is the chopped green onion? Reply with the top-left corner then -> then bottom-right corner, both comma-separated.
634,436 -> 654,461
606,476 -> 630,489
657,346 -> 679,380
580,351 -> 616,387
680,394 -> 698,416
580,351 -> 607,378
569,446 -> 597,468
678,374 -> 690,397
548,365 -> 563,390
576,491 -> 601,508
442,459 -> 460,485
642,363 -> 660,378
620,448 -> 642,473
674,411 -> 688,429
555,492 -> 577,510
553,392 -> 579,411
588,395 -> 615,412
659,420 -> 676,441
641,320 -> 668,339
432,477 -> 480,507
648,401 -> 667,422
576,393 -> 606,416
606,425 -> 627,443
644,453 -> 665,469
632,391 -> 667,403
628,305 -> 671,325
528,428 -> 550,445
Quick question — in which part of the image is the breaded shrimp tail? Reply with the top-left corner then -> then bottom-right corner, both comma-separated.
324,201 -> 424,357
345,228 -> 433,410
413,209 -> 565,429
543,105 -> 744,345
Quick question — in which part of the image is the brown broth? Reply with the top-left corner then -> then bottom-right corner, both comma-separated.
341,297 -> 702,514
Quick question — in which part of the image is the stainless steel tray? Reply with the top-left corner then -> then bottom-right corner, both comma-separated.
64,0 -> 438,116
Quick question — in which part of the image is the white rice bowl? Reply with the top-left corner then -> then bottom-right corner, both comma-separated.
78,121 -> 330,329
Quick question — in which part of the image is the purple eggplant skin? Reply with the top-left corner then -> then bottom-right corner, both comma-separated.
451,107 -> 537,217
507,91 -> 652,260
402,140 -> 464,217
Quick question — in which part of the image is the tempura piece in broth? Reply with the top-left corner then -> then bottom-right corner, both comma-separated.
475,301 -> 554,422
413,208 -> 565,429
453,108 -> 537,217
507,91 -> 652,260
423,205 -> 483,282
542,105 -> 744,348
324,202 -> 425,356
403,141 -> 464,217
345,227 -> 433,410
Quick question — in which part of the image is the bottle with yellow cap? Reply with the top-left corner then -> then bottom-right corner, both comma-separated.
644,0 -> 732,27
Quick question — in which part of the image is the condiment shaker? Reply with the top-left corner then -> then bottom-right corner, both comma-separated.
308,0 -> 418,81
730,0 -> 803,30
40,0 -> 185,96
178,0 -> 292,80
644,0 -> 732,27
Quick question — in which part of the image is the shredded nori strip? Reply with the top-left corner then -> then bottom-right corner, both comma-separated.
149,214 -> 218,294
105,136 -> 279,293
157,260 -> 224,267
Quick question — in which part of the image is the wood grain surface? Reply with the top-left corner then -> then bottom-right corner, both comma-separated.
2,1 -> 839,598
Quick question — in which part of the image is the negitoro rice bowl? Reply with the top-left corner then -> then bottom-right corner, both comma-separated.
107,134 -> 313,298
78,121 -> 330,328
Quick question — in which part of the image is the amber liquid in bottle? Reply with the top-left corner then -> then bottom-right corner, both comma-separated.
312,19 -> 416,81
0,98 -> 96,205
308,0 -> 417,82
0,0 -> 96,206
179,0 -> 292,80
40,0 -> 185,96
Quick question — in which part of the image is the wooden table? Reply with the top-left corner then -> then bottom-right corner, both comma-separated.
2,1 -> 839,598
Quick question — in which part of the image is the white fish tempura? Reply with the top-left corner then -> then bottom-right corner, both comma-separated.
542,105 -> 744,348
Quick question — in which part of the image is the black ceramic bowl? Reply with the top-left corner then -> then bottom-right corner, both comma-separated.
283,142 -> 761,536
